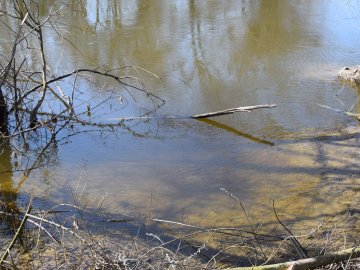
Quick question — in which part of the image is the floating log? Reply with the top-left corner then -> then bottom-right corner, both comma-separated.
191,104 -> 277,119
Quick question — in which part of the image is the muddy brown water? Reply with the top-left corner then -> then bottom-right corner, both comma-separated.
0,0 -> 360,260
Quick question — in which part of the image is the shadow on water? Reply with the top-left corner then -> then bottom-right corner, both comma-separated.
197,118 -> 275,146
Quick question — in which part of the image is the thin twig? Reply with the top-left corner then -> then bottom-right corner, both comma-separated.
272,200 -> 308,259
0,199 -> 32,265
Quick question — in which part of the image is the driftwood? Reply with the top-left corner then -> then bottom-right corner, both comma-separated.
191,104 -> 277,119
229,245 -> 360,270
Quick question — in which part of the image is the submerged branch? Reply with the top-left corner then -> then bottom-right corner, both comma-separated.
318,104 -> 360,120
0,200 -> 32,265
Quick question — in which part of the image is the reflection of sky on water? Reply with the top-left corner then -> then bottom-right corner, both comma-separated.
36,0 -> 360,202
323,1 -> 360,60
86,0 -> 139,27
85,0 -> 96,25
68,0 -> 360,135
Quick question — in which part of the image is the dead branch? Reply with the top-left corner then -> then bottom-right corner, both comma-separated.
191,104 -> 277,119
0,199 -> 32,265
229,245 -> 360,270
12,68 -> 165,113
28,15 -> 48,128
26,213 -> 85,243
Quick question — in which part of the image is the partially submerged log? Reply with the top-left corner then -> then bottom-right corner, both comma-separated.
229,245 -> 360,270
191,104 -> 276,119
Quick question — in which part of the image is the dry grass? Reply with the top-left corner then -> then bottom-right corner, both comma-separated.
0,201 -> 206,270
0,192 -> 358,270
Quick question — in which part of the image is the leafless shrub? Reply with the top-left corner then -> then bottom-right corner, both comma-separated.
0,0 -> 164,168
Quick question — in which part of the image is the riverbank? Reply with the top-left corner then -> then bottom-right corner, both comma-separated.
0,183 -> 358,270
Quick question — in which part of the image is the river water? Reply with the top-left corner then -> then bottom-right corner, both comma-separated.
1,0 -> 360,254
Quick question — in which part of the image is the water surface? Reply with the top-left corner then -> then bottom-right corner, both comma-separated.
1,0 -> 360,250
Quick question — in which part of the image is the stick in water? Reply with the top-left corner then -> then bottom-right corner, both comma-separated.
191,104 -> 277,119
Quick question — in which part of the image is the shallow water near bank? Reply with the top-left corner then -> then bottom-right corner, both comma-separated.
1,0 -> 360,262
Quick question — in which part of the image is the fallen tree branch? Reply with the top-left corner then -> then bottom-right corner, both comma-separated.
191,104 -> 276,119
229,245 -> 360,270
